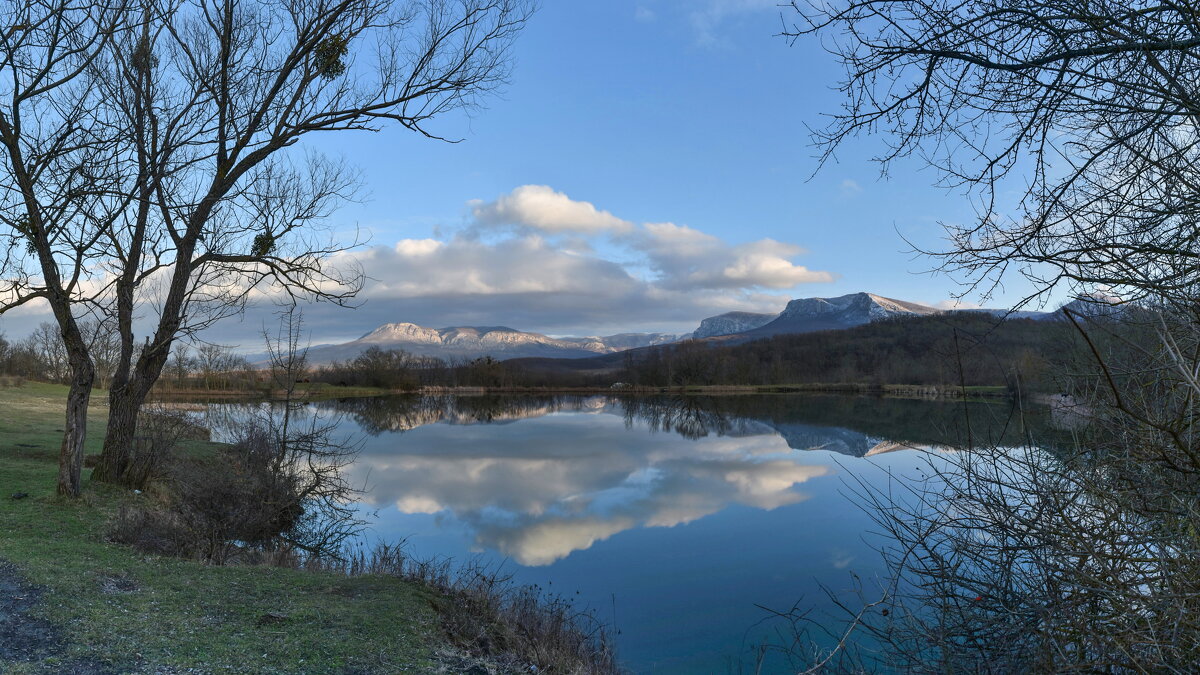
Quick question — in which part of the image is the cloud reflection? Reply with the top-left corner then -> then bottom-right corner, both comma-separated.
347,411 -> 829,566
271,394 -> 1032,567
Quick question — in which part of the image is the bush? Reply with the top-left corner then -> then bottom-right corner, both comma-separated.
108,413 -> 360,565
120,407 -> 203,490
318,544 -> 620,675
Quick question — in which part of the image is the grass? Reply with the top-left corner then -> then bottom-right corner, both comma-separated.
0,382 -> 443,674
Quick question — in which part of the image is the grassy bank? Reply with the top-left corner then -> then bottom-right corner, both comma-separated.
0,383 -> 444,674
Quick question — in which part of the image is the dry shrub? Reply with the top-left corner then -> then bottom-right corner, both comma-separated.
106,506 -> 193,558
319,543 -> 620,675
118,406 -> 204,490
108,415 -> 360,565
110,425 -> 305,564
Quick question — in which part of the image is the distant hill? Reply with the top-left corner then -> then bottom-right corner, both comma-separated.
741,292 -> 940,338
301,322 -> 680,364
692,311 -> 778,339
502,311 -> 1075,390
296,291 -> 1090,366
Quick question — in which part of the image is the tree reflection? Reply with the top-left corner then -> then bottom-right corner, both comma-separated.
320,393 -> 1055,456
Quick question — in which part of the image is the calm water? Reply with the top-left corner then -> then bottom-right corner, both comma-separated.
209,394 -> 1045,673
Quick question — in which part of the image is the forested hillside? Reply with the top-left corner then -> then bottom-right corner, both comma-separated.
502,313 -> 1079,390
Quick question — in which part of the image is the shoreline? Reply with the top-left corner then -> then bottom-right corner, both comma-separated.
150,381 -> 1015,402
0,382 -> 615,674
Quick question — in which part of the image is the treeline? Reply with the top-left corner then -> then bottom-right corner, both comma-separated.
312,349 -> 516,389
0,314 -> 1084,394
0,322 -> 123,386
314,313 -> 1084,392
617,313 -> 1072,390
0,323 -> 263,392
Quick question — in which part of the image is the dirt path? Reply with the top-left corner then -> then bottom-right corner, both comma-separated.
0,560 -> 62,662
0,559 -> 116,674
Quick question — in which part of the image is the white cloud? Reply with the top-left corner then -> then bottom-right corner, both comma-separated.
935,299 -> 982,310
689,0 -> 781,46
840,179 -> 863,196
104,184 -> 834,348
275,231 -> 805,343
349,236 -> 634,297
635,224 -> 833,290
634,5 -> 656,22
470,185 -> 634,235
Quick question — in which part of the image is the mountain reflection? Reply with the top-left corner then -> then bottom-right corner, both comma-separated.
302,394 -> 1042,566
330,393 -> 1033,455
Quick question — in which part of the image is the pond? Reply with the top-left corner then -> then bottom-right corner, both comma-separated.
206,393 -> 1049,673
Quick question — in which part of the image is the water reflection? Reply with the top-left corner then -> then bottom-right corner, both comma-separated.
204,393 -> 1047,673
347,416 -> 826,566
332,392 -> 1032,451
302,395 -> 1038,567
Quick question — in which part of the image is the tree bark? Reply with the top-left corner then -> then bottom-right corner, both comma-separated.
56,359 -> 94,497
90,382 -> 143,484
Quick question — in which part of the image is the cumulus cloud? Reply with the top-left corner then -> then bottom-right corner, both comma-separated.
348,235 -> 637,297
93,184 -> 832,349
226,185 -> 835,345
470,185 -> 634,235
636,224 -> 833,290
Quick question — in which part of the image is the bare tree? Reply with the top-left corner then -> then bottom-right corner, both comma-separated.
786,0 -> 1200,308
257,305 -> 364,559
0,0 -> 529,494
0,0 -> 132,495
780,4 -> 1200,669
167,343 -> 193,386
194,342 -> 238,389
26,322 -> 69,382
88,0 -> 532,486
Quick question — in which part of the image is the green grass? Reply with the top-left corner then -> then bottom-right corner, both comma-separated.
0,382 -> 443,674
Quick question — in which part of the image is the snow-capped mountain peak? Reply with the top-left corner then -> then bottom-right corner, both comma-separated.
740,292 -> 939,337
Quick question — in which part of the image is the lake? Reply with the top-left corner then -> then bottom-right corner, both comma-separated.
206,393 -> 1046,673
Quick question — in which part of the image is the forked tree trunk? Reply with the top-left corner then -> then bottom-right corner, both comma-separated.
95,337 -> 174,486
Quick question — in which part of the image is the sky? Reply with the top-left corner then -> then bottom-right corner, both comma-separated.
4,1 -> 1054,348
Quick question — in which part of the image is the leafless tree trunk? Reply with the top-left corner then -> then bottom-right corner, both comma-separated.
0,0 -> 130,496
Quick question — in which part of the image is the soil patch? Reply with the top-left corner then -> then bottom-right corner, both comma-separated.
0,560 -> 62,661
0,560 -> 121,674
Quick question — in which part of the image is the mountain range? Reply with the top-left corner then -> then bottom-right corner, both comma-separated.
303,323 -> 681,364
301,291 -> 1106,364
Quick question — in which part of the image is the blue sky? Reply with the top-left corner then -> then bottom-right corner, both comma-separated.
4,1 -> 1051,347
